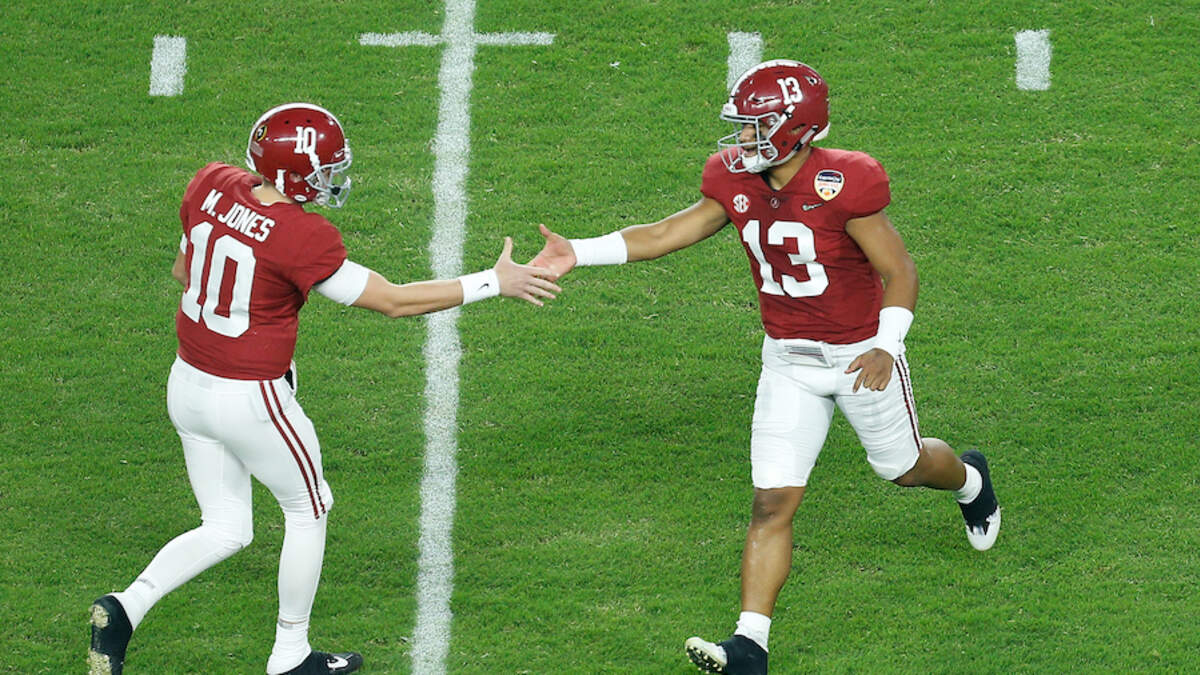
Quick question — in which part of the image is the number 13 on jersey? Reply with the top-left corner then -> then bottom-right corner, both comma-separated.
741,219 -> 828,298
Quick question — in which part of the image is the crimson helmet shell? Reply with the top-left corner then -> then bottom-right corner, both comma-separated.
246,103 -> 352,207
718,60 -> 830,173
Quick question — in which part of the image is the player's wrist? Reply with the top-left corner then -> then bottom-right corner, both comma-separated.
458,269 -> 501,304
569,231 -> 627,266
874,306 -> 914,358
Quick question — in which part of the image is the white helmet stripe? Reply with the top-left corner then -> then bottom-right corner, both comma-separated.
727,58 -> 804,97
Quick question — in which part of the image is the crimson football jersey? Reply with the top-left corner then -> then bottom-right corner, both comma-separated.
701,147 -> 891,343
175,163 -> 347,379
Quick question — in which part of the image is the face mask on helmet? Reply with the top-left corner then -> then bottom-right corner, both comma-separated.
298,149 -> 353,208
717,109 -> 793,174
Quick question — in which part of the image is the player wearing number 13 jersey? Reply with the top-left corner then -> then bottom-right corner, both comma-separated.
89,103 -> 560,675
531,60 -> 1000,674
701,145 -> 890,343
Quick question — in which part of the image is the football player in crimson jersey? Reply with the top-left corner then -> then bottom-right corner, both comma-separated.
531,61 -> 1000,675
89,103 -> 560,675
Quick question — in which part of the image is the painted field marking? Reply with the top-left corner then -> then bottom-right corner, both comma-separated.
1015,29 -> 1052,90
361,5 -> 553,674
149,35 -> 187,96
726,31 -> 763,89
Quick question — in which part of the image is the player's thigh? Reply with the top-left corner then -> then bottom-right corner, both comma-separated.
751,364 -> 836,489
167,372 -> 255,537
836,356 -> 921,480
224,379 -> 333,519
177,433 -> 254,541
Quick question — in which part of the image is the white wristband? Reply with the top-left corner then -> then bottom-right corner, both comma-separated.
458,268 -> 501,305
874,306 -> 914,358
569,231 -> 628,266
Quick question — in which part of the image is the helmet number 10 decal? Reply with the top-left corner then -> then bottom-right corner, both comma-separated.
776,77 -> 804,105
741,219 -> 828,298
180,222 -> 256,337
293,126 -> 319,155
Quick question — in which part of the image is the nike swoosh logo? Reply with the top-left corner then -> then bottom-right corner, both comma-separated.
327,655 -> 351,668
477,283 -> 491,291
801,202 -> 825,211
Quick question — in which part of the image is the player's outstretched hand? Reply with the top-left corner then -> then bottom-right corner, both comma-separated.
529,224 -> 577,278
495,236 -> 561,307
845,348 -> 895,393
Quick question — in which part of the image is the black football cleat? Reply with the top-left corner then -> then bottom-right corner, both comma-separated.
959,450 -> 1001,551
89,595 -> 133,675
685,634 -> 767,675
279,650 -> 364,675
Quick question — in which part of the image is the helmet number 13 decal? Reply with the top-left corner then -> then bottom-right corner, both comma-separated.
293,126 -> 318,155
776,77 -> 804,105
742,219 -> 828,298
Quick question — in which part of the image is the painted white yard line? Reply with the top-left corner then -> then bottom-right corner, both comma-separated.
414,2 -> 475,668
361,6 -> 553,674
475,32 -> 554,46
149,35 -> 187,96
360,31 -> 553,49
360,31 -> 443,47
1015,29 -> 1052,90
726,31 -> 763,90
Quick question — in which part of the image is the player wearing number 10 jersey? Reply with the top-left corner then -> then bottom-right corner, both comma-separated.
175,161 -> 349,380
89,103 -> 559,675
531,60 -> 1000,674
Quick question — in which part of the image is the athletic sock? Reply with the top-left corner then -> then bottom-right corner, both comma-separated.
266,618 -> 312,674
955,464 -> 983,504
734,611 -> 771,652
112,579 -> 155,631
267,514 -> 327,673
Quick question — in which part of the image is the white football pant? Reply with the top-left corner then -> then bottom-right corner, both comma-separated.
118,356 -> 331,641
750,335 -> 922,489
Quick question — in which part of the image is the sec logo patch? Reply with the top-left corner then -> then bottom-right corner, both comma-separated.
733,193 -> 750,213
814,170 -> 844,201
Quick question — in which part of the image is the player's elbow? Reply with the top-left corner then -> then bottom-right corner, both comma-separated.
881,254 -> 918,289
892,251 -> 917,278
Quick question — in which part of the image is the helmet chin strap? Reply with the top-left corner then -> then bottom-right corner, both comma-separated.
745,122 -> 830,173
743,152 -> 773,174
744,142 -> 799,173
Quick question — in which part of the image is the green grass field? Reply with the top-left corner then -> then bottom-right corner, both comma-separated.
2,1 -> 1198,672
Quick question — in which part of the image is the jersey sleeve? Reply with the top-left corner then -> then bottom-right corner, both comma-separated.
700,151 -> 734,202
842,154 -> 891,218
288,215 -> 349,295
179,163 -> 222,228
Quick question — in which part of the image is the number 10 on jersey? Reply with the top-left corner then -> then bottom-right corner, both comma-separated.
180,222 -> 256,337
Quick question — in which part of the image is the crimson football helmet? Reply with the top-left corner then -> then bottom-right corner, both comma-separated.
718,60 -> 830,173
246,103 -> 352,207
